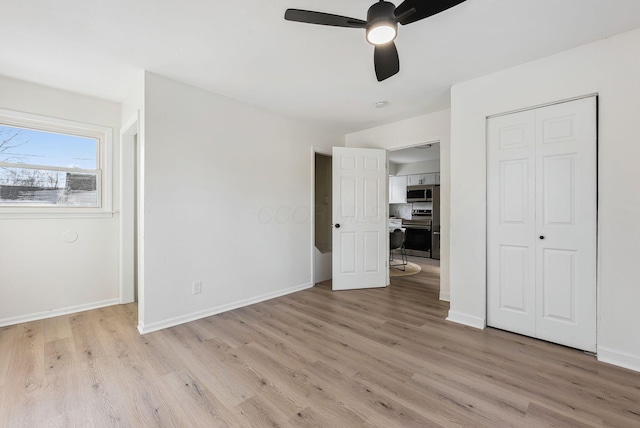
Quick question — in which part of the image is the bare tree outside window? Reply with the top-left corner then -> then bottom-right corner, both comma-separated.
0,127 -> 26,162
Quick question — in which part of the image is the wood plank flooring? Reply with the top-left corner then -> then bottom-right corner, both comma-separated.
1,256 -> 639,427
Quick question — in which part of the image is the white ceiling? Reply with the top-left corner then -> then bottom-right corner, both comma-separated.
3,0 -> 640,134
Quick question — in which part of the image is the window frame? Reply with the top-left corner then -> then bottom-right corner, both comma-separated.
0,108 -> 113,218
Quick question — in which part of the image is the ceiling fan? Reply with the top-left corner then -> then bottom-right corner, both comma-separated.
284,0 -> 467,82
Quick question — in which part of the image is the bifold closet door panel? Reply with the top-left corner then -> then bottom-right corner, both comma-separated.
534,97 -> 597,353
487,109 -> 537,337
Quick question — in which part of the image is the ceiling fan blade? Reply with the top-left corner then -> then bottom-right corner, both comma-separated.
395,0 -> 467,26
374,42 -> 400,82
284,9 -> 366,28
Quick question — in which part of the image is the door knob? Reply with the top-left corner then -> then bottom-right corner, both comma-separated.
539,235 -> 545,240
335,224 -> 341,229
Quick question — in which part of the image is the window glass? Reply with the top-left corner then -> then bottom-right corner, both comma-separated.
0,124 -> 97,169
0,124 -> 100,207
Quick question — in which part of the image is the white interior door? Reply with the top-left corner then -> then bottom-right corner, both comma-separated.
487,97 -> 597,352
332,147 -> 388,291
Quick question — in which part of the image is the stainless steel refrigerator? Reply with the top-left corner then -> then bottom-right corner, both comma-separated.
431,185 -> 441,260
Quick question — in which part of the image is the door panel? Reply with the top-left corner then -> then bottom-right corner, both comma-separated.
340,177 -> 356,218
500,159 -> 529,224
340,232 -> 357,274
363,231 -> 381,272
332,147 -> 388,291
363,177 -> 380,218
363,155 -> 381,171
543,155 -> 574,225
541,115 -> 576,145
499,122 -> 531,150
341,155 -> 357,170
542,249 -> 576,322
499,245 -> 529,313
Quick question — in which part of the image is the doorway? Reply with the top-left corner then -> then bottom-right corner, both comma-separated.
313,150 -> 332,284
313,147 -> 391,291
388,143 -> 445,297
120,115 -> 143,322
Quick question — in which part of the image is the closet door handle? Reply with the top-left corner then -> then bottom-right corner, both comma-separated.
539,235 -> 545,240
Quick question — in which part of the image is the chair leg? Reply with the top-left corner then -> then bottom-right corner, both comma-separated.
390,248 -> 406,271
400,245 -> 407,270
390,248 -> 407,271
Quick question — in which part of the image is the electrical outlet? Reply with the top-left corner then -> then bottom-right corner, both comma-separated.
192,281 -> 202,294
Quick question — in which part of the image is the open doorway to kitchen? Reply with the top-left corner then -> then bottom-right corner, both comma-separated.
388,143 -> 447,303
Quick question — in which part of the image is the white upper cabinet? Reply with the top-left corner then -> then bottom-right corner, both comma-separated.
389,175 -> 408,204
408,173 -> 436,186
407,174 -> 423,185
423,173 -> 436,185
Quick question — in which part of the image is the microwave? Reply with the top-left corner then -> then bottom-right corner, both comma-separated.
406,185 -> 433,202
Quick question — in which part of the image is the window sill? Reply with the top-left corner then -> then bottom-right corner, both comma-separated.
0,209 -> 115,219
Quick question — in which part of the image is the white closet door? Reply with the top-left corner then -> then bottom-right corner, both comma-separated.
534,97 -> 597,352
487,97 -> 597,352
487,110 -> 537,337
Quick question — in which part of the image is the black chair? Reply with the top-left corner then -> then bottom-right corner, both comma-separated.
389,228 -> 407,271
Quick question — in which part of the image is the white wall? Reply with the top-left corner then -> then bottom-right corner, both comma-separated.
139,72 -> 341,332
449,28 -> 640,371
389,162 -> 398,176
0,76 -> 121,325
394,159 -> 440,176
121,72 -> 144,126
345,109 -> 452,301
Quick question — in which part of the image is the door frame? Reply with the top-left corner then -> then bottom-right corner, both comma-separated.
484,93 -> 599,348
119,111 -> 145,330
316,142 -> 446,290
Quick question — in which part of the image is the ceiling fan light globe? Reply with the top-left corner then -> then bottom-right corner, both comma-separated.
366,24 -> 397,45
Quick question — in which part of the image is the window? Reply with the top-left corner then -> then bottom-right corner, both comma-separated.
0,109 -> 112,216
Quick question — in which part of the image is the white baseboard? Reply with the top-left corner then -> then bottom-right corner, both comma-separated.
597,346 -> 640,373
0,298 -> 120,328
446,310 -> 485,329
439,292 -> 450,302
138,282 -> 314,334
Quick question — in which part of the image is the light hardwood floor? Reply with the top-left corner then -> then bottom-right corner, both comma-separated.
1,256 -> 639,427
